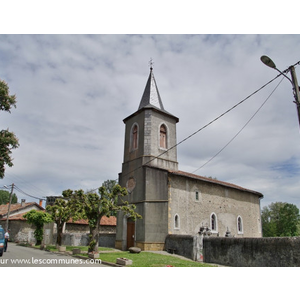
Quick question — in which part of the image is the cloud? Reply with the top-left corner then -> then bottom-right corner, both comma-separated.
1,34 -> 300,210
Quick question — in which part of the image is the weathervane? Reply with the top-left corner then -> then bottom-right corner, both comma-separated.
149,58 -> 154,70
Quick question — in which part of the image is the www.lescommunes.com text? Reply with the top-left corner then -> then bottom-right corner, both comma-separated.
0,257 -> 102,265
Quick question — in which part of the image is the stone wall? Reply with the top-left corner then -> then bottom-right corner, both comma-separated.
0,220 -> 36,244
203,236 -> 300,267
164,234 -> 197,260
168,174 -> 262,238
51,233 -> 116,248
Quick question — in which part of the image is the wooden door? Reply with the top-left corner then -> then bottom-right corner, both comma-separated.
127,220 -> 135,249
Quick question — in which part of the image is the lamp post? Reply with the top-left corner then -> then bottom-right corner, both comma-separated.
4,183 -> 14,231
260,55 -> 300,128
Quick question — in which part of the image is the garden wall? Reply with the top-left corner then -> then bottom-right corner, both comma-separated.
51,233 -> 116,248
164,234 -> 300,266
203,236 -> 300,267
164,234 -> 198,260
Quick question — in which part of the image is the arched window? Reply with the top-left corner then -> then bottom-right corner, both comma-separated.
174,214 -> 180,229
210,213 -> 217,232
131,124 -> 138,150
160,124 -> 167,149
237,216 -> 243,234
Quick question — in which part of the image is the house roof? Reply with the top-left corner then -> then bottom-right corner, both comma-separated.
168,169 -> 264,198
1,210 -> 117,226
67,216 -> 117,226
0,202 -> 44,218
0,212 -> 28,221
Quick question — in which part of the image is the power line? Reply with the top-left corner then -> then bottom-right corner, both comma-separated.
119,72 -> 283,181
2,68 -> 293,197
4,171 -> 49,197
13,185 -> 46,201
192,77 -> 285,173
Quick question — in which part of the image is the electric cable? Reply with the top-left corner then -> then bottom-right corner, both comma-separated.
4,171 -> 49,197
118,71 -> 285,182
192,77 -> 285,173
5,64 -> 297,197
13,185 -> 46,201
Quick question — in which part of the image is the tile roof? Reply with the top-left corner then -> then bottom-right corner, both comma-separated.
1,212 -> 28,221
1,210 -> 117,226
168,169 -> 263,197
68,216 -> 117,226
0,202 -> 44,218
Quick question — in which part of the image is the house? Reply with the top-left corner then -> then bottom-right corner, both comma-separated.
0,200 -> 44,243
0,200 -> 117,245
115,67 -> 263,251
44,196 -> 117,246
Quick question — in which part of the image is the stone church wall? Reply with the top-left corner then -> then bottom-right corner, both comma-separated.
168,174 -> 262,238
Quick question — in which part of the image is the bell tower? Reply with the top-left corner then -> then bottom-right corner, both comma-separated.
116,66 -> 179,251
122,66 -> 179,175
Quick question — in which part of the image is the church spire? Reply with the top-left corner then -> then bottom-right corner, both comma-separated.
138,65 -> 165,111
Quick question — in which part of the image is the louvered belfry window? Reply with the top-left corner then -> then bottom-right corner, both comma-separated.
132,125 -> 138,150
160,124 -> 167,148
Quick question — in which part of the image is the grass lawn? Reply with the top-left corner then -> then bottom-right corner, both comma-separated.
42,244 -> 214,267
83,251 -> 213,267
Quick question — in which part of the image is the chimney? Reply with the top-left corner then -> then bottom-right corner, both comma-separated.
39,199 -> 43,207
21,199 -> 26,207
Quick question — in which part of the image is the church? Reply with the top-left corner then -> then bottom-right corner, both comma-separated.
115,66 -> 263,251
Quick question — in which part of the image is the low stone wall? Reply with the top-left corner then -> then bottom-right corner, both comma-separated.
51,233 -> 116,248
99,233 -> 116,248
164,234 -> 197,260
203,236 -> 300,267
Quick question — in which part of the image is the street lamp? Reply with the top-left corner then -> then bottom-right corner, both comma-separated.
260,55 -> 300,128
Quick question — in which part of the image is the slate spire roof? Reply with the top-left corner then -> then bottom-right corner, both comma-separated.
135,67 -> 178,123
123,66 -> 179,123
138,67 -> 165,111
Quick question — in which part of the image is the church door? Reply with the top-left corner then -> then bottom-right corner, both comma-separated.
127,220 -> 135,249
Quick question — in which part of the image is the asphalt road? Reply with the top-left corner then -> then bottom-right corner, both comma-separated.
0,242 -> 110,267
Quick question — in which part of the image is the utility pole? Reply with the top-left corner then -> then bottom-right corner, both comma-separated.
5,183 -> 14,231
261,56 -> 300,130
289,65 -> 300,127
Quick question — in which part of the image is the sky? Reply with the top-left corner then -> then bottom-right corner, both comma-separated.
1,34 -> 300,210
1,1 -> 300,295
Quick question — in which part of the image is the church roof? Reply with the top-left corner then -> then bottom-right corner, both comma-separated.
127,67 -> 178,122
168,169 -> 264,198
138,67 -> 165,111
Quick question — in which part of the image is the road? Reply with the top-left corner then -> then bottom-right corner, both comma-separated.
0,243 -> 111,267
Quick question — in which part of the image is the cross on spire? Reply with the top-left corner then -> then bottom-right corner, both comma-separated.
149,58 -> 154,70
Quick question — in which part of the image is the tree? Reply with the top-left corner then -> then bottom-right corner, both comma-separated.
0,190 -> 17,205
261,202 -> 300,237
46,197 -> 82,246
23,210 -> 52,245
101,179 -> 118,216
0,79 -> 19,179
62,182 -> 141,253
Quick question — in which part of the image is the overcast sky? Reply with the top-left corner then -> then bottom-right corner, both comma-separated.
1,1 -> 299,293
1,34 -> 300,209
